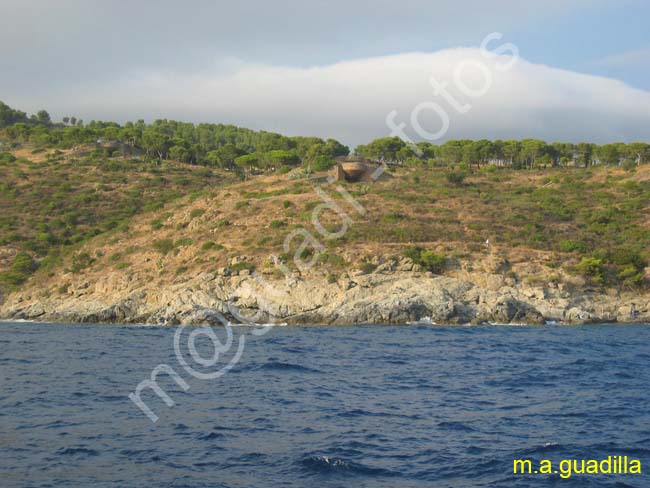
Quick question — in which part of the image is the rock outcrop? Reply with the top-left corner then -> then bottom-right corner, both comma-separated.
2,264 -> 649,326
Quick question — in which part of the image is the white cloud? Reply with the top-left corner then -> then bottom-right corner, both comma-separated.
8,48 -> 650,146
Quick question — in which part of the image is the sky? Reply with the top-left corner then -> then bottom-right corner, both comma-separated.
1,0 -> 649,147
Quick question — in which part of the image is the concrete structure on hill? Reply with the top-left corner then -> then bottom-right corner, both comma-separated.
332,156 -> 383,182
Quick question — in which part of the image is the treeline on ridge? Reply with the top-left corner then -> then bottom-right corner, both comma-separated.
3,101 -> 650,172
356,137 -> 650,169
0,101 -> 349,172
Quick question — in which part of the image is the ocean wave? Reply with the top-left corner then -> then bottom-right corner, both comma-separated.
198,431 -> 227,441
516,442 -> 567,456
437,420 -> 478,433
336,408 -> 421,420
56,447 -> 99,457
298,455 -> 397,477
257,361 -> 320,373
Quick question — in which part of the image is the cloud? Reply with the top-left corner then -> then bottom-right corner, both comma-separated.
592,47 -> 650,68
2,0 -> 640,147
10,47 -> 650,147
0,0 -> 614,89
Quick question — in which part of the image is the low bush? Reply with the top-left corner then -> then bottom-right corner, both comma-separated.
404,247 -> 447,273
150,218 -> 164,230
419,251 -> 447,273
270,219 -> 287,229
312,156 -> 335,172
359,262 -> 377,274
70,251 -> 94,273
230,261 -> 255,273
189,208 -> 205,219
201,241 -> 224,251
153,238 -> 175,255
0,152 -> 16,164
559,240 -> 588,253
445,171 -> 466,185
574,257 -> 605,284
0,252 -> 38,288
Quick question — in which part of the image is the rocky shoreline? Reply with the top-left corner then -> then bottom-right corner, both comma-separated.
1,256 -> 649,326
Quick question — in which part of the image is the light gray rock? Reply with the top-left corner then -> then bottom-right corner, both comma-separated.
2,267 -> 649,326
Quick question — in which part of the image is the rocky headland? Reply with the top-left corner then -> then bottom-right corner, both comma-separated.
2,253 -> 648,326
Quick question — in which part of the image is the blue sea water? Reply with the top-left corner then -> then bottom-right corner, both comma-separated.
1,322 -> 649,488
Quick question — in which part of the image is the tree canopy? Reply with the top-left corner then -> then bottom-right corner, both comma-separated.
2,100 -> 650,170
0,100 -> 350,170
355,136 -> 650,168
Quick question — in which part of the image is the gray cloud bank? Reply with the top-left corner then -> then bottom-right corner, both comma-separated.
7,48 -> 650,147
1,0 -> 645,146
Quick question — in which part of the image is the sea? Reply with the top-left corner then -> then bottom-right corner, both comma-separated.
1,321 -> 649,487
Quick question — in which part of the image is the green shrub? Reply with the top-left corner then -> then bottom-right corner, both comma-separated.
404,246 -> 424,262
622,159 -> 637,172
574,257 -> 605,284
189,208 -> 205,219
230,261 -> 255,273
143,200 -> 165,212
609,248 -> 645,270
609,248 -> 646,287
71,251 -> 94,273
617,264 -> 644,288
319,251 -> 347,268
153,238 -> 175,255
281,247 -> 314,263
560,240 -> 588,253
201,241 -> 224,251
359,262 -> 377,274
445,171 -> 466,185
0,252 -> 38,288
403,247 -> 447,273
419,251 -> 446,273
0,152 -> 16,164
270,219 -> 287,229
312,156 -> 335,172
384,211 -> 406,222
124,245 -> 138,255
235,200 -> 250,210
175,237 -> 194,247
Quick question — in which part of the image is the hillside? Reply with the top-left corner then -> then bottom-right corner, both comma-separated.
1,142 -> 650,325
1,100 -> 650,324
